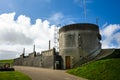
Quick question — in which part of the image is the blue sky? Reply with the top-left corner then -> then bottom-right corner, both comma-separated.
0,0 -> 120,25
0,0 -> 120,60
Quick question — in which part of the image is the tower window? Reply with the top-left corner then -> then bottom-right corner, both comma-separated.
79,44 -> 81,47
78,34 -> 81,38
78,34 -> 82,47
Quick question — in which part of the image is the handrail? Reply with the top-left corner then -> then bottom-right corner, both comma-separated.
73,46 -> 101,67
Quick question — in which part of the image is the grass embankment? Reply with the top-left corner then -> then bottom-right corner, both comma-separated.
0,59 -> 14,63
0,71 -> 31,80
0,59 -> 31,80
0,59 -> 14,67
67,50 -> 120,80
67,58 -> 120,80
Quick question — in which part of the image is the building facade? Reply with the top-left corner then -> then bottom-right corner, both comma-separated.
14,23 -> 101,69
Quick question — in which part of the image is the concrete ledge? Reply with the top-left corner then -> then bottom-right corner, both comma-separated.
59,23 -> 99,33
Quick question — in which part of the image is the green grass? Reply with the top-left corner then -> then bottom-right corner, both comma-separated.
0,59 -> 14,64
0,71 -> 31,80
0,59 -> 31,80
67,58 -> 120,80
0,59 -> 14,67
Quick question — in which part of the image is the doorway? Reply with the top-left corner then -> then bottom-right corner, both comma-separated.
65,56 -> 71,69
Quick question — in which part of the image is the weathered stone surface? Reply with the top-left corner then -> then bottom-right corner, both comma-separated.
14,48 -> 56,69
59,23 -> 101,69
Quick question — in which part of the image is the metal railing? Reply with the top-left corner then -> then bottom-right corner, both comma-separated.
73,46 -> 101,68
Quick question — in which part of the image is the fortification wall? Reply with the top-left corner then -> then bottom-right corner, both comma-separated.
41,48 -> 55,68
14,48 -> 55,69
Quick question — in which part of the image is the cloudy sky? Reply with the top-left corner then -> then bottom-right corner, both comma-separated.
0,0 -> 120,60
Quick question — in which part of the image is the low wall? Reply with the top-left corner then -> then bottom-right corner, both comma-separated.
14,48 -> 55,69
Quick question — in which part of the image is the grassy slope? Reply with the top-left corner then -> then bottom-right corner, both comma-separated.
67,58 -> 120,80
0,59 -> 14,67
0,59 -> 31,80
0,71 -> 31,80
0,59 -> 14,64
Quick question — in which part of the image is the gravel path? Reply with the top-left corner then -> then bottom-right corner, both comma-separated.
14,66 -> 87,80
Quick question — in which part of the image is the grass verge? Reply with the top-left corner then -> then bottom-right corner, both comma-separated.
0,59 -> 14,64
0,71 -> 31,80
67,58 -> 120,80
0,59 -> 14,68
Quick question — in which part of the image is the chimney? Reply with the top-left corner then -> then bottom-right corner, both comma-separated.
23,48 -> 25,57
23,48 -> 25,54
33,45 -> 36,56
33,44 -> 35,52
49,40 -> 51,50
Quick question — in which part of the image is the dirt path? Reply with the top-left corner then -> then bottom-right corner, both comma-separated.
14,66 -> 87,80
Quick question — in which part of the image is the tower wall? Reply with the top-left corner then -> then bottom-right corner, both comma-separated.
59,23 -> 101,69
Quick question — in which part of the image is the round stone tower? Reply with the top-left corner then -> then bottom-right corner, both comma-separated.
59,23 -> 101,69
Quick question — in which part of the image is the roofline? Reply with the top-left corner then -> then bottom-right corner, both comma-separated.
59,23 -> 99,33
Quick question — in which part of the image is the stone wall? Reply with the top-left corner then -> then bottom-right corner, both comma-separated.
41,49 -> 55,68
14,48 -> 56,69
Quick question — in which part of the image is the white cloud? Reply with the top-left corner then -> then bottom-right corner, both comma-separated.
114,33 -> 120,47
0,50 -> 18,60
0,12 -> 56,60
17,15 -> 31,26
48,12 -> 64,25
100,24 -> 120,49
1,12 -> 120,60
48,12 -> 75,25
101,24 -> 120,37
